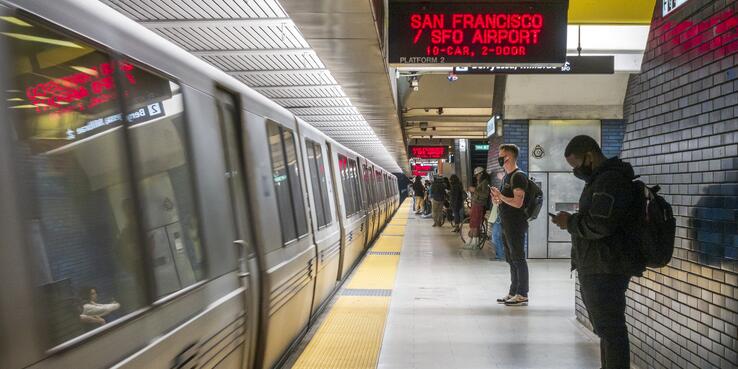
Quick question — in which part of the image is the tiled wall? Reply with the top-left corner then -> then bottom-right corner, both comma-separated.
576,1 -> 738,368
602,120 -> 627,159
502,120 -> 529,173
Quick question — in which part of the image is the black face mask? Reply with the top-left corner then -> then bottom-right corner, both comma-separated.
498,156 -> 506,167
573,156 -> 593,182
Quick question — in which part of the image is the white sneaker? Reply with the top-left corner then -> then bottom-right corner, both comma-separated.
504,294 -> 529,306
496,294 -> 513,304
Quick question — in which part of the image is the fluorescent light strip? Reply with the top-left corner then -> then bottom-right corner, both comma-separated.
1,32 -> 83,48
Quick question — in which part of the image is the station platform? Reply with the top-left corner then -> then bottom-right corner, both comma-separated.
286,200 -> 602,369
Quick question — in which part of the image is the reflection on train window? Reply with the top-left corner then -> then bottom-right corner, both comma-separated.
363,165 -> 375,206
375,170 -> 383,201
283,129 -> 308,237
338,154 -> 354,216
124,62 -> 205,298
4,17 -> 148,346
306,140 -> 332,229
267,122 -> 307,244
348,159 -> 362,212
316,144 -> 332,226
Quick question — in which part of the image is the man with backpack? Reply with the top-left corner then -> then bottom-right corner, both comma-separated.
490,144 -> 530,306
551,135 -> 647,369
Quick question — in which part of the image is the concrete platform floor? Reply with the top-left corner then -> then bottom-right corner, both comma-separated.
378,212 -> 601,369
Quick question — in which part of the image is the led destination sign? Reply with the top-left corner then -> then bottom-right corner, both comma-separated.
388,1 -> 569,65
410,146 -> 447,159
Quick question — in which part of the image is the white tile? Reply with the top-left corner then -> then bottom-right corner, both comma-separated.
378,211 -> 601,369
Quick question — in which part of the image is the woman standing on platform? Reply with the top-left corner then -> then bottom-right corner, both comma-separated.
465,167 -> 490,248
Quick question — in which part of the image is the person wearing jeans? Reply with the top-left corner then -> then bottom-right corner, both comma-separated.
491,216 -> 505,261
491,144 -> 529,306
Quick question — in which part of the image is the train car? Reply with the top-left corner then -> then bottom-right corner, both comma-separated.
0,1 -> 399,369
329,144 -> 367,280
294,120 -> 341,317
359,158 -> 380,243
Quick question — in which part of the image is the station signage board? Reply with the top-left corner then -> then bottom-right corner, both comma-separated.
663,0 -> 689,16
410,146 -> 447,159
413,164 -> 434,171
486,116 -> 496,138
454,56 -> 614,75
388,1 -> 569,65
474,144 -> 490,151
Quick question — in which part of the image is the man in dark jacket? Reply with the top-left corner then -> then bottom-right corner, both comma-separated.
412,176 -> 425,214
430,176 -> 447,227
552,135 -> 645,369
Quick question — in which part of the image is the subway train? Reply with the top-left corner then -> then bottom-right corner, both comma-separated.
0,1 -> 400,369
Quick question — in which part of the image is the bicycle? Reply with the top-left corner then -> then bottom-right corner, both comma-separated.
439,201 -> 456,227
459,201 -> 489,250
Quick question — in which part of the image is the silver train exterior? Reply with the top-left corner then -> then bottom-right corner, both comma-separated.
0,1 -> 400,369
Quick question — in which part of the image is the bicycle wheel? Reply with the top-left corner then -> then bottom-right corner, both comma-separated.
459,218 -> 469,244
476,222 -> 489,249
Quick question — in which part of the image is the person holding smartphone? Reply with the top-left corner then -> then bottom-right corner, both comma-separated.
550,135 -> 645,369
490,144 -> 529,306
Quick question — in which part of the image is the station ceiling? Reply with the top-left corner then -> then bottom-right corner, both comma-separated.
101,0 -> 405,173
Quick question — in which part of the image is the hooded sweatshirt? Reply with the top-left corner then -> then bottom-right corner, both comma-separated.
566,157 -> 646,276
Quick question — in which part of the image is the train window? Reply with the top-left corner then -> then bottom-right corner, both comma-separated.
375,170 -> 383,201
316,145 -> 332,226
267,123 -> 296,244
123,62 -> 205,298
3,18 -> 148,346
338,154 -> 354,217
306,141 -> 332,229
305,141 -> 326,228
348,159 -> 362,212
283,129 -> 308,237
387,175 -> 391,196
266,122 -> 307,243
363,164 -> 374,206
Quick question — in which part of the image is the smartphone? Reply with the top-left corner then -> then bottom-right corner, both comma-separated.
548,212 -> 556,218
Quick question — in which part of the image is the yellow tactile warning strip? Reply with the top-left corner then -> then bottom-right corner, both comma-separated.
389,218 -> 407,226
382,224 -> 406,236
291,199 -> 409,369
370,236 -> 404,253
346,255 -> 401,290
291,297 -> 390,369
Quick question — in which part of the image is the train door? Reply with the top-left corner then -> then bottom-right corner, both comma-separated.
214,89 -> 259,369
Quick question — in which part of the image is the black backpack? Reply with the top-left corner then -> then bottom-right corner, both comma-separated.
513,171 -> 544,221
633,180 -> 676,268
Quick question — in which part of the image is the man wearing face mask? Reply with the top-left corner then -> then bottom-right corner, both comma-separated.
551,135 -> 645,369
490,144 -> 529,306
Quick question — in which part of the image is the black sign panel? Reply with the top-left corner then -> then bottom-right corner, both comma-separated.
453,56 -> 614,74
388,1 -> 569,65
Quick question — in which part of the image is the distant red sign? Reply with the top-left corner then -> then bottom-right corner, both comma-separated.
413,164 -> 433,171
410,146 -> 446,159
412,170 -> 430,177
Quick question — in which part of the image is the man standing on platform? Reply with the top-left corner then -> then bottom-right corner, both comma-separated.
412,175 -> 425,214
491,144 -> 529,306
551,135 -> 644,369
